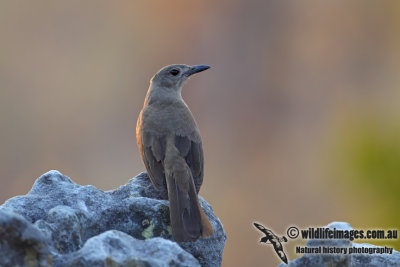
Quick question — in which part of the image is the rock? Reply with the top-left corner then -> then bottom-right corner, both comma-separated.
59,230 -> 201,267
0,210 -> 53,267
280,222 -> 400,267
0,170 -> 226,267
351,243 -> 400,267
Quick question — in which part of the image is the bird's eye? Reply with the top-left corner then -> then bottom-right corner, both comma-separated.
170,69 -> 180,76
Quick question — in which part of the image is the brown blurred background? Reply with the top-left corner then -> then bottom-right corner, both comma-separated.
1,1 -> 399,266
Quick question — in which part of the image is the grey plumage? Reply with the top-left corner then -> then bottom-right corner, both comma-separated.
136,64 -> 213,242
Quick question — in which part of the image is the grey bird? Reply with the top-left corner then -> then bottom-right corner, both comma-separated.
136,64 -> 214,242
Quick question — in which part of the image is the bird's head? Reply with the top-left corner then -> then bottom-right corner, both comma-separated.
151,64 -> 210,91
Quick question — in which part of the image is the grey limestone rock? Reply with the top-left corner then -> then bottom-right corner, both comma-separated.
0,170 -> 226,267
60,230 -> 201,267
0,210 -> 53,267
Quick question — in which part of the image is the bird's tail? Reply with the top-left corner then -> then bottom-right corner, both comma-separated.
166,168 -> 213,242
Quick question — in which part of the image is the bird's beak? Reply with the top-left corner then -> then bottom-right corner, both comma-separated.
185,65 -> 210,77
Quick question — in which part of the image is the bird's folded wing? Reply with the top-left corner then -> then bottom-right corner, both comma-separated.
142,131 -> 167,191
174,134 -> 204,193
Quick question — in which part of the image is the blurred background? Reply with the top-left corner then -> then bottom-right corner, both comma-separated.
1,1 -> 399,266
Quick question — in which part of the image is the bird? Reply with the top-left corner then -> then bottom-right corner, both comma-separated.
136,64 -> 214,242
253,222 -> 288,264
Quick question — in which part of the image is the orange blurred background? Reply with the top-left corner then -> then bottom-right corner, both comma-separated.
1,1 -> 399,266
